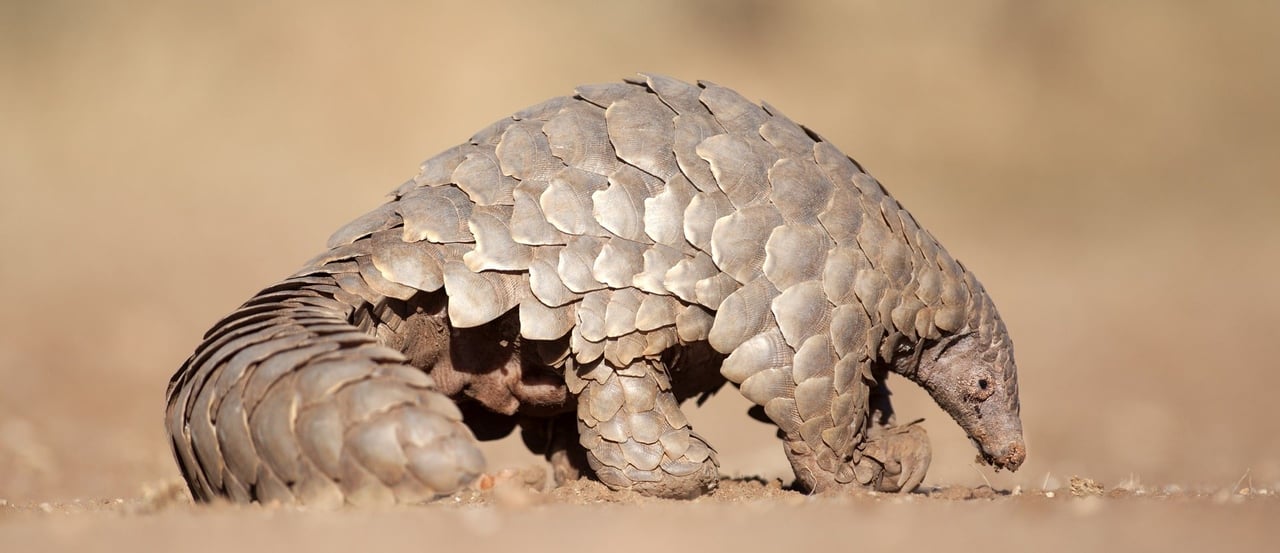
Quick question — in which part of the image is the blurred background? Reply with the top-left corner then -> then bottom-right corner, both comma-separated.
1,0 -> 1277,503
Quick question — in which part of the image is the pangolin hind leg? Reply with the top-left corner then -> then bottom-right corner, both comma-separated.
568,356 -> 719,498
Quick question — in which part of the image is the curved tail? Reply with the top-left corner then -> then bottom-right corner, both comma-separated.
164,268 -> 484,507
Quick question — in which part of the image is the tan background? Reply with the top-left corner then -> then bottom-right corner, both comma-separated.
2,0 -> 1278,548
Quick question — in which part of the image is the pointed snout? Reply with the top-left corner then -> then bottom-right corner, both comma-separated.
988,439 -> 1026,472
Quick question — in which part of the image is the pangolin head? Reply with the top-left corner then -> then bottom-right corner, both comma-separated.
906,295 -> 1025,473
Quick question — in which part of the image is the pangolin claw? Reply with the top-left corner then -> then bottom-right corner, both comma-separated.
860,423 -> 932,493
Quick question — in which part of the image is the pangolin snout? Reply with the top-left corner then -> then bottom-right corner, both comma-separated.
991,440 -> 1026,472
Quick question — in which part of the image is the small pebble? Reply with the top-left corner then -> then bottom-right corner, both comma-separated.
1045,491 -> 1055,498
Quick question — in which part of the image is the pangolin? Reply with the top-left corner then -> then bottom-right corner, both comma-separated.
165,74 -> 1025,506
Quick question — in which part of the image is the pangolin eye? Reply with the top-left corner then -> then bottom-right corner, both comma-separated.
978,378 -> 990,390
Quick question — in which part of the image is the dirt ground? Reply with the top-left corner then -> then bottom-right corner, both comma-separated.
2,1 -> 1278,551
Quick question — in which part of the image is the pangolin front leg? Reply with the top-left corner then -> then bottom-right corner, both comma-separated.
768,381 -> 931,494
724,327 -> 933,494
857,421 -> 931,493
771,374 -> 930,494
855,369 -> 932,492
568,356 -> 719,499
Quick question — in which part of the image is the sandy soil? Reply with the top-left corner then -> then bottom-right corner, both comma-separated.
2,478 -> 1278,552
2,1 -> 1278,551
